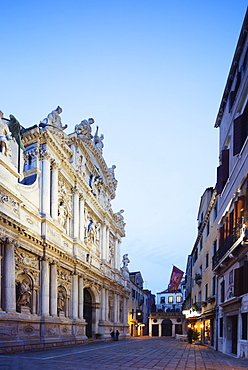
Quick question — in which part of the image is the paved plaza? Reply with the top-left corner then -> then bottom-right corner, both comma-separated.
0,337 -> 248,370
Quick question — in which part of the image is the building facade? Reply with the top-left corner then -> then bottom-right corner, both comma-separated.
183,9 -> 248,358
128,271 -> 149,336
0,109 -> 130,353
184,188 -> 218,348
213,9 -> 248,358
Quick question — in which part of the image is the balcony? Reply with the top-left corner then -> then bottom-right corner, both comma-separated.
212,217 -> 247,269
195,273 -> 202,285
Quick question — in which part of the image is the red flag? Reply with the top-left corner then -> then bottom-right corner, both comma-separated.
168,266 -> 184,293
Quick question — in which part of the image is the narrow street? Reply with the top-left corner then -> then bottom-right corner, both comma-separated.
1,337 -> 248,370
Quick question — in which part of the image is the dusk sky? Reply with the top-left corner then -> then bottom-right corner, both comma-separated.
1,1 -> 247,293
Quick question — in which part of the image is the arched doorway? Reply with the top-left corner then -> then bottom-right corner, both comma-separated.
84,288 -> 93,338
162,319 -> 172,336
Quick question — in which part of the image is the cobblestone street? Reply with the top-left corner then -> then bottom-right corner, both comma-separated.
1,337 -> 248,370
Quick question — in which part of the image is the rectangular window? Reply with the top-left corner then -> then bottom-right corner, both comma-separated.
233,102 -> 248,156
219,318 -> 223,337
242,313 -> 248,340
204,283 -> 208,301
220,280 -> 225,303
198,290 -> 202,304
205,253 -> 209,269
160,297 -> 165,304
212,240 -> 217,257
168,296 -> 173,303
206,220 -> 210,237
132,289 -> 135,298
176,296 -> 181,303
229,270 -> 233,285
200,238 -> 203,251
212,276 -> 216,297
213,201 -> 218,222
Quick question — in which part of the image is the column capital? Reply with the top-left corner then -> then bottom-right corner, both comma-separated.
51,159 -> 60,170
39,148 -> 51,161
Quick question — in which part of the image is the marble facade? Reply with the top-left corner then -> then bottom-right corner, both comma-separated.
0,109 -> 130,353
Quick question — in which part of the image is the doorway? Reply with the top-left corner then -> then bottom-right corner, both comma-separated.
162,319 -> 172,336
83,288 -> 92,338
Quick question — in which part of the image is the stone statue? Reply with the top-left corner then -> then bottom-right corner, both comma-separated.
108,165 -> 118,190
16,278 -> 31,307
75,118 -> 94,139
0,111 -> 13,156
57,290 -> 66,312
58,202 -> 67,227
40,106 -> 67,130
8,114 -> 25,150
94,126 -> 104,153
122,253 -> 130,268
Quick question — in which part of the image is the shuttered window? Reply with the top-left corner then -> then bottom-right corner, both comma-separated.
233,102 -> 248,156
216,150 -> 229,194
234,261 -> 248,297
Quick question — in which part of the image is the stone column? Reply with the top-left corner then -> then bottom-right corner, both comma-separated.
105,289 -> 109,321
72,187 -> 79,239
51,162 -> 59,220
3,240 -> 16,312
123,297 -> 128,325
106,226 -> 110,262
114,293 -> 118,323
72,274 -> 79,319
41,258 -> 50,316
79,196 -> 85,242
78,276 -> 84,319
0,255 -> 2,310
100,287 -> 105,321
114,238 -> 119,269
101,223 -> 107,261
40,150 -> 51,216
50,262 -> 57,316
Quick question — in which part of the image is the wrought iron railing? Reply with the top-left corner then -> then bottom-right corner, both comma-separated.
212,216 -> 247,268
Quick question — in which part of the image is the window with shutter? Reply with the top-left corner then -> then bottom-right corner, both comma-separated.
222,149 -> 229,188
234,266 -> 243,296
243,261 -> 248,294
216,165 -> 222,195
233,102 -> 248,156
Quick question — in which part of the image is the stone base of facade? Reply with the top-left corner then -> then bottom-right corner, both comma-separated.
0,314 -> 130,353
0,313 -> 89,354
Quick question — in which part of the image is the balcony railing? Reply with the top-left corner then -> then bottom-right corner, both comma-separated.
212,217 -> 247,268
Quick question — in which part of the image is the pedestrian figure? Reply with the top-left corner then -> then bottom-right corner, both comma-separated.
187,327 -> 193,344
110,330 -> 115,340
115,330 -> 119,341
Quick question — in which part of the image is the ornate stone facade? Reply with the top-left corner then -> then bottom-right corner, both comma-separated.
0,109 -> 130,353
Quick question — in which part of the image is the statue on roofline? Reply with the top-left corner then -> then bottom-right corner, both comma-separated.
94,126 -> 104,153
39,106 -> 67,130
0,110 -> 13,156
75,118 -> 94,139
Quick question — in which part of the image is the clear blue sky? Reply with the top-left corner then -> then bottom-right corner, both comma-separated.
1,1 -> 247,293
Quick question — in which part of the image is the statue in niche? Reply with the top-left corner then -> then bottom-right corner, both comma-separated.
40,106 -> 67,130
88,220 -> 95,243
94,126 -> 104,153
0,110 -> 13,156
108,165 -> 118,190
75,149 -> 86,174
75,118 -> 94,139
16,278 -> 31,307
58,202 -> 67,227
95,222 -> 101,243
91,176 -> 103,198
57,290 -> 66,313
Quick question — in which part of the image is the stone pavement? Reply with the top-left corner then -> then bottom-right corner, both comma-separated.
0,337 -> 248,370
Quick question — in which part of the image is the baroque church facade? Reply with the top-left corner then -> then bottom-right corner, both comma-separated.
0,108 -> 130,352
